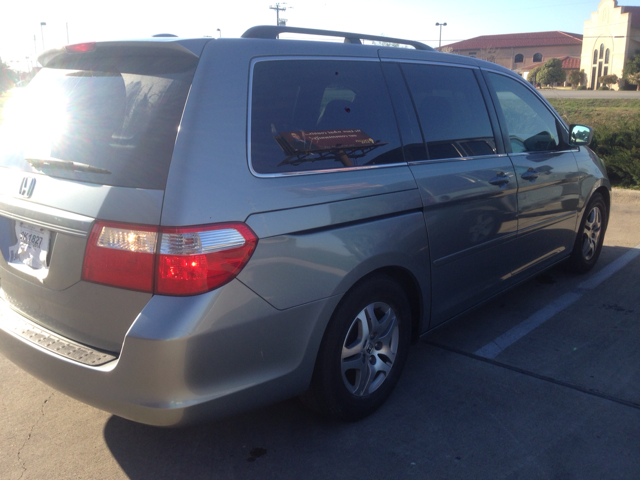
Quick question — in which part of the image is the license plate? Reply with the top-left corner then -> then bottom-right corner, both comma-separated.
9,222 -> 51,272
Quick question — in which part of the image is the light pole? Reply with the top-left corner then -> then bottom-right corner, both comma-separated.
217,28 -> 221,38
40,22 -> 47,50
435,22 -> 447,49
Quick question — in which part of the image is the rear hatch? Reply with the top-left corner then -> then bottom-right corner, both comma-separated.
0,40 -> 203,354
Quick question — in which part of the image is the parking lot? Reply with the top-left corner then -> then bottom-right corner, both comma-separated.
1,191 -> 639,479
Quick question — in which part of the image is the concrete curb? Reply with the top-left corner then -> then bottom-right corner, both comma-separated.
612,187 -> 640,205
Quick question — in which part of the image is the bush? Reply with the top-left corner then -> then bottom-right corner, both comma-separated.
597,86 -> 610,90
577,85 -> 587,90
591,119 -> 640,187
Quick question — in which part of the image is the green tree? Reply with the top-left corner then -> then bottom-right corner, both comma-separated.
537,58 -> 566,86
567,69 -> 586,88
527,65 -> 542,84
0,58 -> 18,94
598,74 -> 618,89
627,72 -> 640,91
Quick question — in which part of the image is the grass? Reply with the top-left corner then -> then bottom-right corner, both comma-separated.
547,98 -> 640,187
547,98 -> 640,127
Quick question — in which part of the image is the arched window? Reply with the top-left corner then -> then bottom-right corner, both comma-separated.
533,53 -> 543,62
593,50 -> 598,64
599,44 -> 604,59
514,54 -> 524,63
605,48 -> 610,64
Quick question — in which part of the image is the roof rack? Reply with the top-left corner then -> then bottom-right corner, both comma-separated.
241,26 -> 433,51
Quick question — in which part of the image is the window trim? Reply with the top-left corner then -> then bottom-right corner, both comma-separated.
247,55 -> 408,179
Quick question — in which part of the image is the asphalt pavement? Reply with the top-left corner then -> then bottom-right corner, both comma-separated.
1,192 -> 640,479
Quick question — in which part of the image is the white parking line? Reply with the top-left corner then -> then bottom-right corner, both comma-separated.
475,243 -> 640,359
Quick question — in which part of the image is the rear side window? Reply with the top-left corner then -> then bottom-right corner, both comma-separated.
250,60 -> 403,175
401,64 -> 496,160
486,72 -> 561,153
0,56 -> 196,189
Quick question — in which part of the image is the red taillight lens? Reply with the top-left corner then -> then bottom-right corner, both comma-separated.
64,42 -> 96,53
82,221 -> 257,296
156,223 -> 257,296
82,222 -> 158,292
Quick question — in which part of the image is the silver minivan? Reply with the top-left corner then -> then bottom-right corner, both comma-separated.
0,26 -> 610,426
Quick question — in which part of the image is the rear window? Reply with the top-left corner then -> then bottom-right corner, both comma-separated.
0,55 -> 196,189
250,59 -> 403,175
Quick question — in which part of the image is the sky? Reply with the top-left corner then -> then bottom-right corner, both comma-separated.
2,0 -> 640,71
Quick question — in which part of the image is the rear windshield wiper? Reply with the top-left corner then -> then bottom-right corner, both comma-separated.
26,157 -> 112,175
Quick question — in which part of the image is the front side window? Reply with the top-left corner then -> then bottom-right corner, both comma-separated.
487,73 -> 561,153
401,64 -> 496,160
250,60 -> 403,175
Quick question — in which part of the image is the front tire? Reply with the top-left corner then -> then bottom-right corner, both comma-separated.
302,274 -> 412,421
566,192 -> 608,274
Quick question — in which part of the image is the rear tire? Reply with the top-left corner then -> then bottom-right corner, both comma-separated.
566,192 -> 607,274
301,274 -> 412,421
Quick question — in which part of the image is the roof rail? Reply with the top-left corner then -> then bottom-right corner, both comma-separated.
241,25 -> 433,51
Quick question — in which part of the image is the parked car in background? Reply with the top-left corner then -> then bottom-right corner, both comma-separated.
0,26 -> 609,426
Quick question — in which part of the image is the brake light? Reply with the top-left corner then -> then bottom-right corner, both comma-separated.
156,223 -> 257,295
82,221 -> 257,296
64,42 -> 96,53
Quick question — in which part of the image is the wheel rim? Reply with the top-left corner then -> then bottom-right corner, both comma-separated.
340,302 -> 399,397
581,205 -> 602,261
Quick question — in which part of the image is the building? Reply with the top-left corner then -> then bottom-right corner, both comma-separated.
442,0 -> 640,90
442,31 -> 583,73
581,0 -> 640,89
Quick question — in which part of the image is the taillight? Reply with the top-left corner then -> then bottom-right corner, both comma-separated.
82,221 -> 257,296
83,222 -> 157,292
156,223 -> 257,296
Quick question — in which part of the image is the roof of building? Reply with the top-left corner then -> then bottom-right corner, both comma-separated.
520,56 -> 581,71
621,6 -> 640,29
445,31 -> 583,51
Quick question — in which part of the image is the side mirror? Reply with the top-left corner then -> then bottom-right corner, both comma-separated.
569,124 -> 594,147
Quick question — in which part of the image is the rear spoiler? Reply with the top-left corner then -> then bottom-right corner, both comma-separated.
38,39 -> 208,68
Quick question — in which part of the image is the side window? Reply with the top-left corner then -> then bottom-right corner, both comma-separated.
486,72 -> 561,153
250,60 -> 403,175
401,64 -> 496,160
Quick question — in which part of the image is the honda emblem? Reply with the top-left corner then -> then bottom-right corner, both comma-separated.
19,177 -> 36,198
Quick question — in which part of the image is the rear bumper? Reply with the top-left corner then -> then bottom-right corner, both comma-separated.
0,280 -> 339,426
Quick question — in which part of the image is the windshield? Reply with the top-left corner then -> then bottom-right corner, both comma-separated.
0,56 -> 196,189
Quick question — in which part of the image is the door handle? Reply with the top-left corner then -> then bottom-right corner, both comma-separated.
489,172 -> 510,187
521,170 -> 539,181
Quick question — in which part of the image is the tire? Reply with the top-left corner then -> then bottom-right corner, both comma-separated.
302,274 -> 412,421
566,192 -> 608,274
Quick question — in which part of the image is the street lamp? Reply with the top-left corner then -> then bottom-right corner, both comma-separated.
40,22 -> 47,50
217,28 -> 221,38
435,22 -> 447,49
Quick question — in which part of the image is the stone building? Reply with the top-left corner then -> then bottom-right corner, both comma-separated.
442,0 -> 640,90
442,31 -> 583,73
580,0 -> 640,89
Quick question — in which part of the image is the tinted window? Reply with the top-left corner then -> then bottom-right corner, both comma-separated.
487,73 -> 560,153
401,64 -> 496,160
0,56 -> 195,189
250,60 -> 403,174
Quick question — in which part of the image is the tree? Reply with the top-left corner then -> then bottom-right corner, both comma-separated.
598,74 -> 618,89
626,71 -> 640,91
477,46 -> 499,64
536,58 -> 566,86
0,58 -> 18,94
567,69 -> 586,88
527,65 -> 543,84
